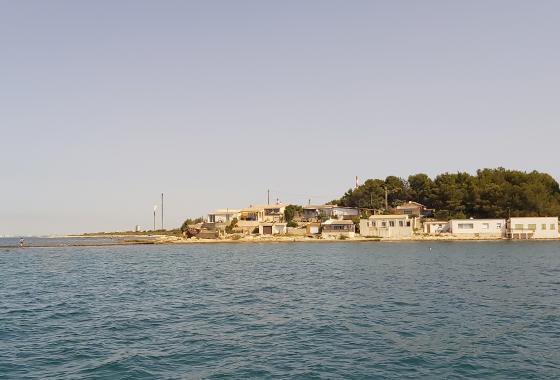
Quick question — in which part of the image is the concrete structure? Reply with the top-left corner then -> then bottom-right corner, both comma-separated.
507,217 -> 559,239
208,209 -> 240,224
423,221 -> 450,235
395,201 -> 434,217
303,205 -> 359,221
259,222 -> 287,235
360,214 -> 413,238
321,219 -> 355,239
449,219 -> 506,238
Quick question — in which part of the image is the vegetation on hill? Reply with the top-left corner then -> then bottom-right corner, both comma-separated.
332,168 -> 560,219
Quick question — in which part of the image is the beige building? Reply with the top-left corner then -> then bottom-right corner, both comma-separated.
449,219 -> 506,238
507,217 -> 559,239
395,201 -> 434,217
321,219 -> 355,239
360,215 -> 413,238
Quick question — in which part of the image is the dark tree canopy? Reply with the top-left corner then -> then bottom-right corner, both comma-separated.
333,168 -> 560,219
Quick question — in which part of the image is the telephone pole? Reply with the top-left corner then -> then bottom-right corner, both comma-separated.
267,189 -> 270,205
161,193 -> 164,230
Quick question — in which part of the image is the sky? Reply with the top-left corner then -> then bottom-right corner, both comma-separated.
1,1 -> 559,236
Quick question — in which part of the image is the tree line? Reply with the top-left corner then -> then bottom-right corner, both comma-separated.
332,168 -> 560,219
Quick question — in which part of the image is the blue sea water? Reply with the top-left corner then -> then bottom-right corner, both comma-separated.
1,241 -> 559,379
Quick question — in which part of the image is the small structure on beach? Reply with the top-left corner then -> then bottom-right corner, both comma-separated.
321,219 -> 355,239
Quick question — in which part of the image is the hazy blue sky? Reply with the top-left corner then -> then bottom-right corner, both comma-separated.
1,1 -> 559,235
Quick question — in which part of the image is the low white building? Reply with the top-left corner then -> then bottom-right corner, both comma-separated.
360,215 -> 413,239
507,217 -> 559,239
449,219 -> 506,238
423,221 -> 450,235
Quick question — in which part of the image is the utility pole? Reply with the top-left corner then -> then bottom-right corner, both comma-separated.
153,205 -> 157,231
267,189 -> 270,205
385,187 -> 389,211
161,193 -> 164,230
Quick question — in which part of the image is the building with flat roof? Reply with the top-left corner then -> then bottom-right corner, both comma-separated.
360,214 -> 413,238
449,219 -> 506,238
507,217 -> 559,239
321,219 -> 355,239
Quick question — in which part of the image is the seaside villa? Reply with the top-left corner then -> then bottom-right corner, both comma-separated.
449,219 -> 506,238
507,217 -> 559,239
360,215 -> 413,239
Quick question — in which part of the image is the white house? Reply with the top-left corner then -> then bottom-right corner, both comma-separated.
449,219 -> 506,238
360,215 -> 413,238
507,217 -> 559,239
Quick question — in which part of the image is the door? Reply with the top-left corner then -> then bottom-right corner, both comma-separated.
263,226 -> 273,235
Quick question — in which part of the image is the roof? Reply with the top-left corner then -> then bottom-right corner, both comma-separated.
209,209 -> 240,215
241,204 -> 286,212
450,219 -> 506,222
369,214 -> 409,220
423,220 -> 449,224
396,201 -> 426,209
322,219 -> 354,225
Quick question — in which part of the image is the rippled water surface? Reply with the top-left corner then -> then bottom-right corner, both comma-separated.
1,241 -> 560,379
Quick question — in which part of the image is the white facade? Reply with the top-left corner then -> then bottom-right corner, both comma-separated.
507,217 -> 559,239
360,215 -> 413,238
449,219 -> 506,238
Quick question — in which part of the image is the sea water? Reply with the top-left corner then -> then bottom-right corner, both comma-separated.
1,241 -> 559,379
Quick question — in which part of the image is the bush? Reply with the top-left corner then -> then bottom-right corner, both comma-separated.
225,218 -> 238,234
252,227 -> 259,234
286,220 -> 298,228
339,235 -> 347,240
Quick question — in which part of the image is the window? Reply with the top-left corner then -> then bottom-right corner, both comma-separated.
389,221 -> 395,227
551,224 -> 556,230
399,221 -> 404,227
496,223 -> 502,229
542,224 -> 547,230
482,223 -> 489,230
528,224 -> 537,231
406,221 -> 411,227
381,221 -> 387,227
372,221 -> 376,227
458,223 -> 474,229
